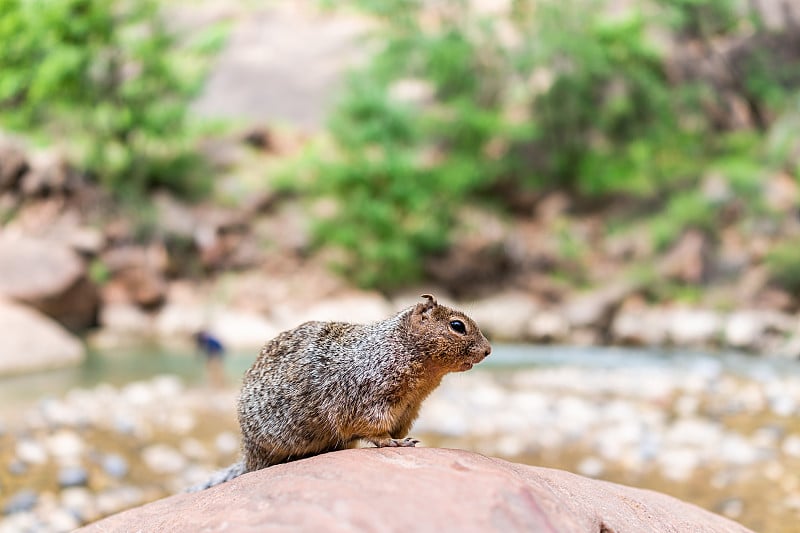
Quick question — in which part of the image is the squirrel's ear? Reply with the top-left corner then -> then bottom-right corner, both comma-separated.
420,294 -> 438,307
414,293 -> 438,319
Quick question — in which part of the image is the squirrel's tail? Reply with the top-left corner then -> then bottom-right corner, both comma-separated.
186,460 -> 247,492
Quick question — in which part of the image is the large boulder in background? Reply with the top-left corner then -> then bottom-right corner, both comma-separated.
0,298 -> 85,375
0,235 -> 98,330
467,292 -> 538,341
101,244 -> 169,310
189,2 -> 368,129
77,448 -> 751,533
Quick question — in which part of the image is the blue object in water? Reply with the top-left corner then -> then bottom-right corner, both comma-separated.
194,331 -> 225,359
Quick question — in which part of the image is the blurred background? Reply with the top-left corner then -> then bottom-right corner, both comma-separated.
1,0 -> 800,531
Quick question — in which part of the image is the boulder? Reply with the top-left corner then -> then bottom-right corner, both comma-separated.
154,302 -> 208,340
0,298 -> 85,375
425,206 -> 511,293
152,192 -> 198,241
0,136 -> 29,192
611,301 -> 668,346
725,309 -> 797,350
425,239 -> 511,293
20,150 -> 81,197
190,2 -> 368,129
101,245 -> 169,309
0,235 -> 97,330
724,311 -> 767,350
77,448 -> 751,533
113,268 -> 168,309
209,309 -> 280,350
67,226 -> 105,257
667,307 -> 723,347
658,229 -> 710,284
99,302 -> 154,334
467,293 -> 538,341
527,309 -> 569,342
285,293 -> 393,330
561,282 -> 634,330
153,281 -> 283,350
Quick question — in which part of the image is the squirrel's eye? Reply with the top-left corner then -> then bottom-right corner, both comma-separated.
449,320 -> 466,334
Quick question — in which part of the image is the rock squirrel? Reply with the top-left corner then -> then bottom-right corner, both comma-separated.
191,294 -> 491,491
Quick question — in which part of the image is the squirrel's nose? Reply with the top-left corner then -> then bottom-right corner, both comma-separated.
484,346 -> 492,358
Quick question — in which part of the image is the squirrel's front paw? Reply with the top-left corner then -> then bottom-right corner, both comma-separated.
369,436 -> 420,448
390,437 -> 420,447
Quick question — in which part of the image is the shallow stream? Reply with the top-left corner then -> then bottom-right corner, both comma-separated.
4,344 -> 798,408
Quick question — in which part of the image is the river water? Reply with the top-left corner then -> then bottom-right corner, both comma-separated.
1,345 -> 799,532
4,344 -> 798,406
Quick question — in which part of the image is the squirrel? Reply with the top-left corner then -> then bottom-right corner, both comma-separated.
190,294 -> 491,491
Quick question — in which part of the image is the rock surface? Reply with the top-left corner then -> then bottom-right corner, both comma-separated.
0,298 -> 85,375
77,448 -> 751,533
190,2 -> 368,129
0,235 -> 97,330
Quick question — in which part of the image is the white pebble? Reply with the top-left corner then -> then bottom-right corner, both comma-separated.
15,439 -> 47,465
215,432 -> 240,455
657,447 -> 699,482
495,435 -> 525,457
44,508 -> 80,531
180,438 -> 210,461
46,430 -> 85,460
782,434 -> 800,458
142,444 -> 187,474
577,456 -> 605,478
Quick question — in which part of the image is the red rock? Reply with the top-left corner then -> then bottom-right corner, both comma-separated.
77,448 -> 751,533
0,297 -> 85,375
0,235 -> 97,330
101,245 -> 169,309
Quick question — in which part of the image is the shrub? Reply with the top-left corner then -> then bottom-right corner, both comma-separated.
0,0 -> 225,200
308,0 -> 799,289
309,6 -> 510,287
765,241 -> 800,293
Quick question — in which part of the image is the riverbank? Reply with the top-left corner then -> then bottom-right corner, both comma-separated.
1,346 -> 799,532
88,280 -> 800,357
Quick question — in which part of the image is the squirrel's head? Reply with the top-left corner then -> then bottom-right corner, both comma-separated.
408,294 -> 492,373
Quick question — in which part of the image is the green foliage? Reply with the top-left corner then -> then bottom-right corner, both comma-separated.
308,0 -> 800,289
766,99 -> 800,179
765,241 -> 800,293
711,134 -> 767,203
0,0 -> 224,200
521,2 -> 708,196
649,192 -> 716,251
88,258 -> 110,285
309,5 -> 511,287
657,0 -> 740,36
312,82 -> 473,287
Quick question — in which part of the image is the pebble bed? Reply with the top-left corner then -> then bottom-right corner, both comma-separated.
418,359 -> 800,533
0,377 -> 239,533
1,358 -> 800,532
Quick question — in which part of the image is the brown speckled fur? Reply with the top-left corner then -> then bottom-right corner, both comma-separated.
190,295 -> 491,491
